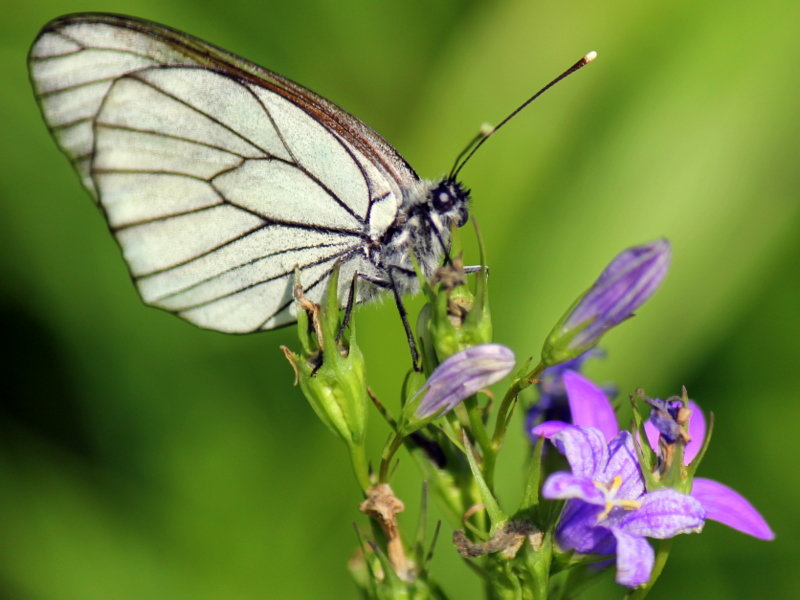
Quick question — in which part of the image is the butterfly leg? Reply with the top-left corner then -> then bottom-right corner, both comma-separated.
424,214 -> 453,267
341,270 -> 421,371
387,268 -> 421,371
336,274 -> 358,343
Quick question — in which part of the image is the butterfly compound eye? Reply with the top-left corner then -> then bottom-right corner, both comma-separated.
431,180 -> 468,211
433,189 -> 454,212
429,180 -> 470,228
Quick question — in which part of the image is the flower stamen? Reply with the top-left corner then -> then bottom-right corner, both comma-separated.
593,475 -> 642,521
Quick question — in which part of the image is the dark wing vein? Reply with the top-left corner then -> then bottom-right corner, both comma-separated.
116,67 -> 367,227
245,80 -> 369,224
176,246 -> 358,312
110,201 -> 225,232
95,165 -> 369,238
94,121 -> 259,160
93,167 -> 210,182
38,75 -> 118,98
154,241 -> 356,303
131,217 -> 362,279
257,251 -> 359,330
365,191 -> 391,226
71,151 -> 93,164
50,115 -> 93,130
126,71 -> 274,157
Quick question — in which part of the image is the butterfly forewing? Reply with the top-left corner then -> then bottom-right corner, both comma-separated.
30,13 -> 420,333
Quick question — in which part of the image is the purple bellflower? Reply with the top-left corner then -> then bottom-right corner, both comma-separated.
542,239 -> 671,366
535,374 -> 773,572
534,424 -> 705,587
643,398 -> 774,541
414,344 -> 515,419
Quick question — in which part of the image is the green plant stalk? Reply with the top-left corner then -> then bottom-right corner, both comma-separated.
380,431 -> 406,483
464,396 -> 493,460
349,441 -> 371,492
483,362 -> 545,489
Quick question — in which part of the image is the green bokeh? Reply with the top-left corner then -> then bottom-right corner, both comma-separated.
2,1 -> 797,598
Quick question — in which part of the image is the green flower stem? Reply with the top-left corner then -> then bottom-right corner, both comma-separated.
483,362 -> 545,488
464,396 -> 492,458
461,431 -> 506,526
492,363 -> 545,446
380,431 -> 406,483
625,539 -> 672,600
349,442 -> 371,492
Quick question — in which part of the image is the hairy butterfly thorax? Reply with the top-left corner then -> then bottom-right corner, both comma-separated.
373,178 -> 470,296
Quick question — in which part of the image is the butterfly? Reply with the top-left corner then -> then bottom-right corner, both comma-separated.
29,13 -> 594,361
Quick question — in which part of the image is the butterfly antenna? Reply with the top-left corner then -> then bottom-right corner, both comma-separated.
447,125 -> 492,180
450,51 -> 597,180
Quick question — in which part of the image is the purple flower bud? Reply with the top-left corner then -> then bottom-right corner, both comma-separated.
415,344 -> 515,419
543,239 -> 671,365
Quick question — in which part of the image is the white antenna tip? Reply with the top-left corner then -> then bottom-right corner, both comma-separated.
585,50 -> 598,62
479,122 -> 495,137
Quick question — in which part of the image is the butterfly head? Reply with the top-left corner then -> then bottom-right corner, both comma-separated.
428,178 -> 470,229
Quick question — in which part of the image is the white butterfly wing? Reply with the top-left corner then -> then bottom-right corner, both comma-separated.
29,13 -> 419,332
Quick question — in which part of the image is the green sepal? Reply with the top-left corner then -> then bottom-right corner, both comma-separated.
461,430 -> 506,528
430,267 -> 492,363
282,264 -> 369,489
519,436 -> 545,513
629,395 -> 660,491
540,291 -> 597,368
415,219 -> 493,370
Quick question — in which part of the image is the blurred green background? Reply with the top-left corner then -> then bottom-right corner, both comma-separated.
2,0 -> 798,598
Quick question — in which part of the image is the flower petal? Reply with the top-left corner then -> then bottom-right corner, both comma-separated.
684,401 -> 705,464
416,344 -> 515,418
542,472 -> 606,505
691,477 -> 774,540
612,489 -> 705,538
530,420 -> 570,439
563,370 -> 619,442
555,500 -> 616,555
610,529 -> 654,588
548,425 -> 608,479
604,432 -> 645,499
643,418 -> 659,454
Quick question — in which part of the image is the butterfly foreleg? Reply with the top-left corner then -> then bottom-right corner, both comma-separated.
386,267 -> 421,371
337,269 -> 421,371
336,274 -> 359,343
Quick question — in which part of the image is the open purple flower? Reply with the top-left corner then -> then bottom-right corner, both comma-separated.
534,424 -> 705,587
644,400 -> 775,541
414,344 -> 515,419
542,239 -> 671,365
539,378 -> 774,542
